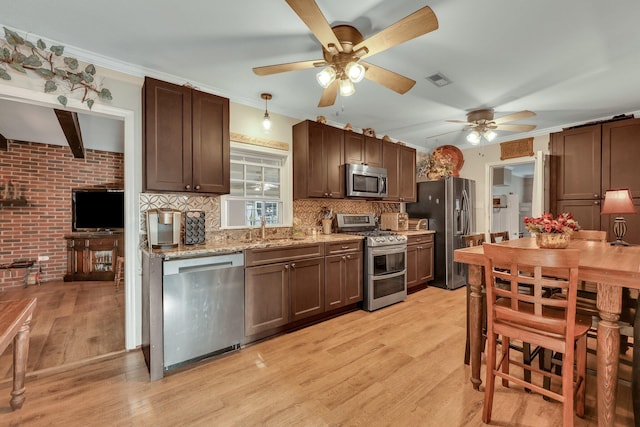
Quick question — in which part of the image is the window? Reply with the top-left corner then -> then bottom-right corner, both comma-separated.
221,142 -> 292,228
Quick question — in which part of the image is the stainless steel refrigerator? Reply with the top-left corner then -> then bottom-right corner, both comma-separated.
406,176 -> 475,290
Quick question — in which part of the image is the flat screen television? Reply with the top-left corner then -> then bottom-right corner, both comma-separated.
72,188 -> 124,232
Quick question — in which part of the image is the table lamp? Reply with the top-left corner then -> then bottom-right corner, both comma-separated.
600,188 -> 637,246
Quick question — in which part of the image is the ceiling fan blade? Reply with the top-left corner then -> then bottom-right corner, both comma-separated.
361,62 -> 415,94
493,110 -> 536,124
354,6 -> 438,59
286,0 -> 343,52
318,80 -> 338,107
495,124 -> 537,132
253,60 -> 325,76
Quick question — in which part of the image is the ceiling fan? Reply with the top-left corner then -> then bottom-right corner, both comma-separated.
253,0 -> 439,107
447,109 -> 537,145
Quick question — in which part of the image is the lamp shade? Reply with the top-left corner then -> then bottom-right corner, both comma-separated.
600,188 -> 637,215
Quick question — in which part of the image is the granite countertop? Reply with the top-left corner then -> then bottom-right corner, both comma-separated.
146,233 -> 364,259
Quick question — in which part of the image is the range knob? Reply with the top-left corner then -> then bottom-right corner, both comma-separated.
375,237 -> 386,244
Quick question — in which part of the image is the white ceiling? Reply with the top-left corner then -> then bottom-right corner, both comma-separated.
2,0 -> 640,153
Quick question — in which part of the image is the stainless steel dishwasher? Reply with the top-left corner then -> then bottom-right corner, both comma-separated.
162,252 -> 244,371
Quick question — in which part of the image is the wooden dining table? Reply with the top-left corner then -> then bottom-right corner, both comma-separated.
454,237 -> 640,427
0,297 -> 37,410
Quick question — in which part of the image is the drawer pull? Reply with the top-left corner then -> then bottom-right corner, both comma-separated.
341,245 -> 350,249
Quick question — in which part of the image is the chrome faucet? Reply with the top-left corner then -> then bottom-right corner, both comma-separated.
260,216 -> 267,240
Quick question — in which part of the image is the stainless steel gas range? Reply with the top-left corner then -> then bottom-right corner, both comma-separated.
336,213 -> 407,311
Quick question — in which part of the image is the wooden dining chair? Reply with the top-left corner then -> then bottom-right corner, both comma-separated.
464,233 -> 486,365
489,231 -> 509,243
543,230 -> 636,390
482,243 -> 590,426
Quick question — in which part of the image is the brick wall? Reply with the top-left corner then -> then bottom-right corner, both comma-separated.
0,141 -> 123,290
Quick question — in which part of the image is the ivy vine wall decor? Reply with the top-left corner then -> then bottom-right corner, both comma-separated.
0,27 -> 112,109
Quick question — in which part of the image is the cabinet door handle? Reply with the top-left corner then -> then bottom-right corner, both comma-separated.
290,263 -> 296,269
284,264 -> 289,270
594,200 -> 600,205
185,184 -> 191,190
195,185 -> 201,190
594,194 -> 599,198
346,255 -> 351,259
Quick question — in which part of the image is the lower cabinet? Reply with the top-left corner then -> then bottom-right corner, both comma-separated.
325,250 -> 363,310
406,233 -> 434,292
64,233 -> 123,281
244,240 -> 362,343
289,258 -> 325,322
244,263 -> 290,337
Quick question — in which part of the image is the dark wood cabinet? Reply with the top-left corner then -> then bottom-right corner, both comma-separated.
244,263 -> 289,337
244,240 -> 363,342
143,77 -> 229,194
383,141 -> 416,202
551,124 -> 602,201
244,243 -> 325,341
400,145 -> 417,202
601,118 -> 640,198
289,258 -> 325,322
344,132 -> 383,167
406,233 -> 434,292
64,233 -> 123,281
293,120 -> 344,199
551,117 -> 640,243
325,241 -> 363,310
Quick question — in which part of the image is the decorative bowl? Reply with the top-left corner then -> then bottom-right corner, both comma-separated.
535,232 -> 570,249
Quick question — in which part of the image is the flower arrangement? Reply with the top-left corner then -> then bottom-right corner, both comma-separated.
523,212 -> 580,235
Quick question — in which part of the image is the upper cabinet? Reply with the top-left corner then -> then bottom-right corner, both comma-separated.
344,132 -> 383,168
143,77 -> 230,194
551,117 -> 640,241
293,120 -> 344,199
383,140 -> 416,202
551,124 -> 602,201
602,118 -> 640,198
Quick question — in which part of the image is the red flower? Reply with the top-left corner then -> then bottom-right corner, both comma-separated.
524,212 -> 580,234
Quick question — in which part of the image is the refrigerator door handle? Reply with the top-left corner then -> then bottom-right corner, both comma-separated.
461,188 -> 470,235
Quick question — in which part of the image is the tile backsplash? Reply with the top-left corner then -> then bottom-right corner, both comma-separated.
139,193 -> 400,247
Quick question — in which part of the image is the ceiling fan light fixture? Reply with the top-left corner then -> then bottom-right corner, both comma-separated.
345,61 -> 365,83
339,78 -> 355,97
466,130 -> 481,145
484,130 -> 497,142
316,66 -> 336,88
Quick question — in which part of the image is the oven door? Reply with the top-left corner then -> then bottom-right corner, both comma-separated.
369,245 -> 406,276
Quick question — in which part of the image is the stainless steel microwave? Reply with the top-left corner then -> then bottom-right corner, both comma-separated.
345,164 -> 388,198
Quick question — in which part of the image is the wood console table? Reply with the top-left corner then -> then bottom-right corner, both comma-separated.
0,298 -> 37,410
454,238 -> 640,427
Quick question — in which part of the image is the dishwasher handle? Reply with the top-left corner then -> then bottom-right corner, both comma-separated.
163,252 -> 244,276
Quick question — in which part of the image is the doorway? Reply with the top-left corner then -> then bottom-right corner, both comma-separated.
0,84 -> 137,369
485,152 -> 544,239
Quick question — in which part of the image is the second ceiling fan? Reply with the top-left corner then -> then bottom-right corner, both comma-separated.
447,109 -> 537,144
253,0 -> 439,107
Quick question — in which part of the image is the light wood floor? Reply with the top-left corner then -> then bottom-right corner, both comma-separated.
0,286 -> 634,426
0,280 -> 125,380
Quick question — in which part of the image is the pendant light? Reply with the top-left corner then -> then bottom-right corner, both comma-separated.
261,93 -> 272,130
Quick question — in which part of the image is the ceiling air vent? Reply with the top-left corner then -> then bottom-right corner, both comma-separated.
426,72 -> 452,87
